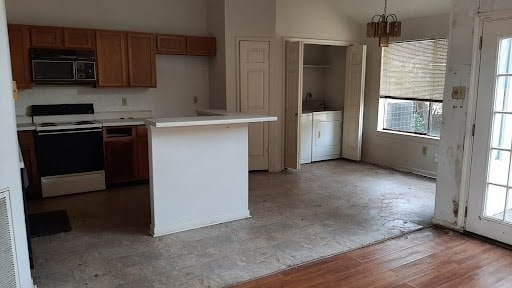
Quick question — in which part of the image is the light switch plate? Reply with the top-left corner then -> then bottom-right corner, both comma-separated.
452,86 -> 466,99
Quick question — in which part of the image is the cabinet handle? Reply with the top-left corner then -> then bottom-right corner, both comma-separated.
318,131 -> 321,138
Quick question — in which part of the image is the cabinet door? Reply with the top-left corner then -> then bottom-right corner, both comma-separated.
104,138 -> 137,184
8,25 -> 31,89
136,126 -> 149,179
186,36 -> 216,56
30,26 -> 64,48
18,131 -> 41,199
156,35 -> 186,54
64,28 -> 95,49
96,31 -> 128,87
127,33 -> 156,87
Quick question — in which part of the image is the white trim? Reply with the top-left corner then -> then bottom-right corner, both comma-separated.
283,37 -> 356,47
457,11 -> 512,229
149,211 -> 251,237
432,217 -> 464,232
376,130 -> 440,144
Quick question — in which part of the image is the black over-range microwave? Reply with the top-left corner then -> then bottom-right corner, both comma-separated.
30,49 -> 96,84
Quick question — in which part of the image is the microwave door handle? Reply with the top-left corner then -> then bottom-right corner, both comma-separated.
73,61 -> 77,80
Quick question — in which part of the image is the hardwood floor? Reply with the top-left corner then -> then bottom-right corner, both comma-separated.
231,228 -> 512,288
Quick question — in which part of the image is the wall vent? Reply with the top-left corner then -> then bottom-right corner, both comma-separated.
0,188 -> 19,288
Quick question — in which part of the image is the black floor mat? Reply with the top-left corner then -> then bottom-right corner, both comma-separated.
28,210 -> 72,238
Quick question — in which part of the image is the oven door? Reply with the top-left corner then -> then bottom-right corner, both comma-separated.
36,128 -> 104,177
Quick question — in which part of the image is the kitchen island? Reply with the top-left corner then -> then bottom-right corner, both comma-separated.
145,113 -> 277,237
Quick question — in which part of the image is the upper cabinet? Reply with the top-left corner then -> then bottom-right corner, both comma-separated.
186,36 -> 216,56
156,35 -> 186,55
30,26 -> 64,48
8,25 -> 31,89
6,24 -> 216,89
95,31 -> 128,87
64,28 -> 96,49
128,33 -> 156,87
31,26 -> 96,49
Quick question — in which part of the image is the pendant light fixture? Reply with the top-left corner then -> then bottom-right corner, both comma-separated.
366,0 -> 401,47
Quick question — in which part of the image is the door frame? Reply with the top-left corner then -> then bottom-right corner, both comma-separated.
281,37 -> 357,169
458,10 -> 512,229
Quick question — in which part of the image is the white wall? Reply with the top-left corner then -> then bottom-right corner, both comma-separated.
276,0 -> 363,41
0,0 -> 32,286
6,0 -> 210,118
362,14 -> 450,177
434,0 -> 512,228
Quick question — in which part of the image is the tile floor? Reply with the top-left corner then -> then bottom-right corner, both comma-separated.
28,160 -> 435,288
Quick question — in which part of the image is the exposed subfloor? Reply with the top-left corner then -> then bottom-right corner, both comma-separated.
28,160 -> 435,288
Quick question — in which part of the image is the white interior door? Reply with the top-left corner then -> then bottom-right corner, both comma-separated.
284,41 -> 303,169
240,41 -> 270,171
342,45 -> 366,161
466,17 -> 512,245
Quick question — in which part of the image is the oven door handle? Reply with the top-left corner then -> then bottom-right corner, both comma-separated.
37,128 -> 103,135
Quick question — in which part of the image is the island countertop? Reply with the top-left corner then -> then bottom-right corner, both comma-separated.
145,114 -> 277,128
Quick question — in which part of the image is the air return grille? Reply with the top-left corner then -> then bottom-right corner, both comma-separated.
0,188 -> 19,288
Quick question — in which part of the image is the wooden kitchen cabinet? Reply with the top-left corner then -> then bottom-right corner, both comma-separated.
103,127 -> 137,184
30,26 -> 64,48
136,126 -> 149,179
186,36 -> 216,56
17,131 -> 41,199
103,125 -> 149,184
96,31 -> 129,87
127,33 -> 156,87
156,35 -> 186,55
64,28 -> 95,49
8,25 -> 31,89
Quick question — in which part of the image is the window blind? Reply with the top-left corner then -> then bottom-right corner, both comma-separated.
380,39 -> 448,102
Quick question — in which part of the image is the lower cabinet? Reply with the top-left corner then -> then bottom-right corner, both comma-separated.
103,125 -> 149,184
17,131 -> 41,198
301,111 -> 343,164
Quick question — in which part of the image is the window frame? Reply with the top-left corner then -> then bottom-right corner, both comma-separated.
378,38 -> 448,139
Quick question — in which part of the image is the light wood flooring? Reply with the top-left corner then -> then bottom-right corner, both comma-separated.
232,227 -> 512,288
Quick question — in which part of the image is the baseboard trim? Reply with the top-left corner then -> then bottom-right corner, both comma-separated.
150,211 -> 251,237
432,217 -> 464,232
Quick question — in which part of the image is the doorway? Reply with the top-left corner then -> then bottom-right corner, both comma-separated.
284,40 -> 366,169
466,16 -> 512,244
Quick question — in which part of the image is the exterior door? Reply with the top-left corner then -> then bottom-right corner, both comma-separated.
240,41 -> 270,171
342,45 -> 367,161
466,17 -> 512,245
284,41 -> 303,169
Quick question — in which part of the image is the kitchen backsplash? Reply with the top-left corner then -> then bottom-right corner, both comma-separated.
15,85 -> 152,116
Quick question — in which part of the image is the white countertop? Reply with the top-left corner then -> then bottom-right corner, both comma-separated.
98,118 -> 147,127
17,123 -> 36,131
146,114 -> 277,128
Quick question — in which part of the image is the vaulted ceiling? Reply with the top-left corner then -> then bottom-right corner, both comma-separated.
329,0 -> 451,23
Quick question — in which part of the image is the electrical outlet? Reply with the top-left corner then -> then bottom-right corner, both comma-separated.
434,153 -> 439,163
193,96 -> 198,104
122,98 -> 128,107
422,146 -> 427,155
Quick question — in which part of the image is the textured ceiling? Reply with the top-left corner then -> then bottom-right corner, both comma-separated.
328,0 -> 451,23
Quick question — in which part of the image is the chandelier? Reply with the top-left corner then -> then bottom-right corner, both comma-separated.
366,0 -> 401,47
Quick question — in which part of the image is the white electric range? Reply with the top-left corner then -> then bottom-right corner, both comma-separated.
32,104 -> 106,197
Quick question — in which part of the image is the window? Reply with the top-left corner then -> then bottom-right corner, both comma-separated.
379,38 -> 448,138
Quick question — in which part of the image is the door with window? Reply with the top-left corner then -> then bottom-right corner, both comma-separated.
466,17 -> 512,245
